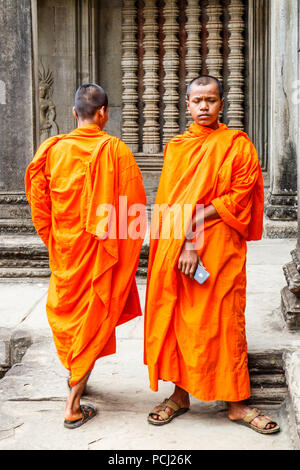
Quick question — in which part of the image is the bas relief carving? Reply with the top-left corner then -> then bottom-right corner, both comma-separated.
39,64 -> 59,143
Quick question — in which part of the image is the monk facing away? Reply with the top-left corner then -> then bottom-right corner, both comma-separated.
25,84 -> 146,428
144,75 -> 280,434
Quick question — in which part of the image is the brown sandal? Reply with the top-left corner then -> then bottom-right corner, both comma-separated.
64,404 -> 96,429
148,398 -> 189,426
234,408 -> 280,434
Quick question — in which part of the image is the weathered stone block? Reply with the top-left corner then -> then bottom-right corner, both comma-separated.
10,329 -> 32,366
0,328 -> 12,378
283,261 -> 300,295
0,328 -> 12,367
281,286 -> 300,330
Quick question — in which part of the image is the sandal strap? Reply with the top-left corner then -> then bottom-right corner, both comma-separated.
80,405 -> 95,424
149,398 -> 181,420
253,417 -> 278,430
242,409 -> 278,430
150,399 -> 168,414
165,399 -> 180,412
156,410 -> 170,421
243,408 -> 261,424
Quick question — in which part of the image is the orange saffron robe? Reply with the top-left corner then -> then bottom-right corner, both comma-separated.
144,122 -> 264,401
25,124 -> 146,386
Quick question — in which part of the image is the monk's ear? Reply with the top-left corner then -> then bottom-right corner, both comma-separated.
72,107 -> 78,119
186,100 -> 190,114
220,98 -> 225,113
97,106 -> 105,118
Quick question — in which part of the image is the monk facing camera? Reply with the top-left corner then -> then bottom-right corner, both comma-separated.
25,83 -> 146,429
144,75 -> 280,434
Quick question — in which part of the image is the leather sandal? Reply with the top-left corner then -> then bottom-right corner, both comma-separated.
234,408 -> 280,434
148,398 -> 189,426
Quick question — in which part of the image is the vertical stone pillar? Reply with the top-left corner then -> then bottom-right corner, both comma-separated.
142,0 -> 160,154
121,0 -> 139,153
185,0 -> 201,127
76,0 -> 97,86
162,0 -> 180,146
265,0 -> 298,223
227,0 -> 245,130
280,0 -> 300,329
206,0 -> 223,81
247,0 -> 270,174
0,0 -> 36,193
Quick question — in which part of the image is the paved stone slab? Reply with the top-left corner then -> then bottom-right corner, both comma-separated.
0,403 -> 291,450
0,339 -> 294,450
247,239 -> 296,265
0,408 -> 23,442
0,282 -> 47,329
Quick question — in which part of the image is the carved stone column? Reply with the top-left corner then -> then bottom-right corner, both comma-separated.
206,0 -> 223,81
265,0 -> 298,224
185,0 -> 201,127
121,0 -> 139,153
280,0 -> 300,329
142,0 -> 160,153
162,0 -> 180,146
227,0 -> 245,130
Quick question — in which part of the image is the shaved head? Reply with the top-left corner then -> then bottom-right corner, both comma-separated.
74,83 -> 108,119
186,75 -> 223,100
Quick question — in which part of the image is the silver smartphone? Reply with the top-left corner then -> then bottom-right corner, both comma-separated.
193,264 -> 210,284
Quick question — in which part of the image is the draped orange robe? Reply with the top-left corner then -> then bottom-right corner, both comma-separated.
144,122 -> 264,402
25,124 -> 146,386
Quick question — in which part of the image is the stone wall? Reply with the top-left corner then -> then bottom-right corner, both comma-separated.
0,0 -> 36,192
37,0 -> 77,137
98,0 -> 122,139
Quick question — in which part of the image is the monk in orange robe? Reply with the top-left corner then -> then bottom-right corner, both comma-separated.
145,76 -> 280,434
25,84 -> 146,428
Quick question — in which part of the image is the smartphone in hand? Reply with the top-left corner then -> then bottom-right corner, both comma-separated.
194,264 -> 210,284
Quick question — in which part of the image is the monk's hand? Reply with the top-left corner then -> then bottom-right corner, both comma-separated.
178,240 -> 204,279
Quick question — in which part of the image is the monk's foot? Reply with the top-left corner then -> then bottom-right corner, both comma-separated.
151,389 -> 190,422
227,402 -> 277,430
64,394 -> 83,422
64,405 -> 83,422
64,370 -> 91,422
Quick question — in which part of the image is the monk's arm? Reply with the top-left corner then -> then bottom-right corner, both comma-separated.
28,173 -> 52,248
210,137 -> 261,220
178,204 -> 220,277
191,203 -> 220,230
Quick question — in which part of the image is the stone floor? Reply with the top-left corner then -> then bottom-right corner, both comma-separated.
0,239 -> 300,450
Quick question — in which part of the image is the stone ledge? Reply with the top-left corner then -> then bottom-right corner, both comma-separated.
263,217 -> 298,239
0,327 -> 32,379
0,219 -> 35,234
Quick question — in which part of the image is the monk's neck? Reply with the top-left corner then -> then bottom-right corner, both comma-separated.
195,121 -> 219,131
77,120 -> 104,131
208,122 -> 219,130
